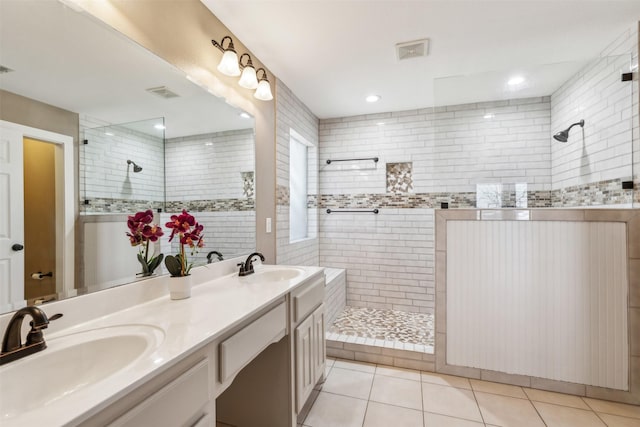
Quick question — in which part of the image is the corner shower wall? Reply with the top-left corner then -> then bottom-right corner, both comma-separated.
551,29 -> 637,206
318,97 -> 552,315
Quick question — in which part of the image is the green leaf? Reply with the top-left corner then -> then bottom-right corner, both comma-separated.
164,255 -> 183,277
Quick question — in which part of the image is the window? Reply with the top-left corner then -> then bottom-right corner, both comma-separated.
290,130 -> 310,242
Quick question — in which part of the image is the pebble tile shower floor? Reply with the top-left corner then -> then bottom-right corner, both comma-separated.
327,306 -> 434,353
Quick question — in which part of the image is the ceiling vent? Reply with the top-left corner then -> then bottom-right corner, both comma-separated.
145,86 -> 180,99
396,39 -> 429,61
0,65 -> 14,74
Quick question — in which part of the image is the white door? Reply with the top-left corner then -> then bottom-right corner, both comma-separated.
0,125 -> 25,312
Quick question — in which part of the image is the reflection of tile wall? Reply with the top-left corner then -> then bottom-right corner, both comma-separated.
80,115 -> 165,203
165,198 -> 254,212
241,171 -> 254,198
160,211 -> 256,266
386,162 -> 413,193
80,197 -> 163,214
165,128 -> 254,201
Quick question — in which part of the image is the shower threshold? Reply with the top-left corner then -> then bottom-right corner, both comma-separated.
327,306 -> 434,354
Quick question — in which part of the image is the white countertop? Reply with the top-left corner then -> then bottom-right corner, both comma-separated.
0,262 -> 324,427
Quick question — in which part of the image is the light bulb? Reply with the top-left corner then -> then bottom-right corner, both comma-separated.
238,66 -> 258,89
254,79 -> 273,101
217,50 -> 240,76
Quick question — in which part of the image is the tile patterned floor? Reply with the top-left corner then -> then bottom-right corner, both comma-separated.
298,359 -> 640,427
327,306 -> 434,352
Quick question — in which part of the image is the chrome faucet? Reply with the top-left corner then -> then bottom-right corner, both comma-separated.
237,252 -> 265,276
0,306 -> 62,365
206,250 -> 224,264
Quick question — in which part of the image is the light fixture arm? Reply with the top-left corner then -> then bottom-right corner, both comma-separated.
211,36 -> 236,53
567,119 -> 585,132
256,68 -> 268,82
239,53 -> 254,70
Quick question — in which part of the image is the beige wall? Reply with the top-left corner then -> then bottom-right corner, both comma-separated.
0,89 -> 80,141
0,89 -> 81,285
77,0 -> 277,262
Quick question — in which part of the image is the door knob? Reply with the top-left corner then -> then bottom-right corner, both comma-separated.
11,244 -> 24,251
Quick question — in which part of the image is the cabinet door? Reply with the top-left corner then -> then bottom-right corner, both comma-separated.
312,304 -> 326,385
295,313 -> 315,413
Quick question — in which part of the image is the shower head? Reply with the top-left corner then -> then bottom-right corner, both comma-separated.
127,159 -> 142,173
553,119 -> 584,143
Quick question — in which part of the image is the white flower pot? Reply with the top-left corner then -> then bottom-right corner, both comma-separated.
168,275 -> 192,300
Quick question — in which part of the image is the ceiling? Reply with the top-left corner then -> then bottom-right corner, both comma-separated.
202,0 -> 640,119
0,0 -> 253,138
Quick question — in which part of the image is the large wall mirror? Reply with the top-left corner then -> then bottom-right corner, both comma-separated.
0,0 -> 256,313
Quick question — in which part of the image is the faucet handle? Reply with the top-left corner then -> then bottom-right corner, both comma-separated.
237,262 -> 247,276
25,313 -> 61,346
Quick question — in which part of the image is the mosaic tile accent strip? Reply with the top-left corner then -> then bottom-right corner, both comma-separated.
386,162 -> 413,193
551,178 -> 634,207
320,192 -> 475,209
277,184 -> 289,206
80,198 -> 163,214
241,171 -> 254,198
307,194 -> 318,208
328,306 -> 434,349
165,198 -> 255,212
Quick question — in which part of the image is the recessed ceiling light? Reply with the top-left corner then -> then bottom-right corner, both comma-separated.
154,124 -> 166,130
239,112 -> 251,119
366,95 -> 381,103
483,113 -> 495,119
205,142 -> 213,146
507,76 -> 525,86
104,132 -> 114,136
376,122 -> 385,126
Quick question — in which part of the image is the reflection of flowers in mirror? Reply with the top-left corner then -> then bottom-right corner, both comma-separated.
164,210 -> 205,277
126,210 -> 164,277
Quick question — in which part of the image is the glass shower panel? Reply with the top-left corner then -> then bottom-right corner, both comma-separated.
80,117 -> 166,214
433,56 -> 635,209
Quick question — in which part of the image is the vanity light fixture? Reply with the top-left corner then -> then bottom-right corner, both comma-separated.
211,36 -> 241,77
238,53 -> 259,89
254,68 -> 273,101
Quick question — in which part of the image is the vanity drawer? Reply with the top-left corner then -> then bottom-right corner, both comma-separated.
292,275 -> 325,324
109,359 -> 210,427
219,301 -> 287,383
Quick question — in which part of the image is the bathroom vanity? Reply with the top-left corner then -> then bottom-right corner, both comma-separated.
0,258 -> 325,427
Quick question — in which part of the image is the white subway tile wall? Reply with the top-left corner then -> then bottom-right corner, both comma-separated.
80,115 -> 165,202
165,129 -> 254,201
319,98 -> 552,195
319,209 -> 435,313
276,79 -> 320,266
551,26 -> 638,191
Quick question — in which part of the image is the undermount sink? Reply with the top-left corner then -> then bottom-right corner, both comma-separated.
246,267 -> 304,283
0,324 -> 164,420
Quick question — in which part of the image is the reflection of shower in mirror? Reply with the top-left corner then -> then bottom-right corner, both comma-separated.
553,119 -> 584,143
127,159 -> 143,173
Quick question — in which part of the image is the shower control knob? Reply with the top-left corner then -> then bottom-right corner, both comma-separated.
11,244 -> 24,251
